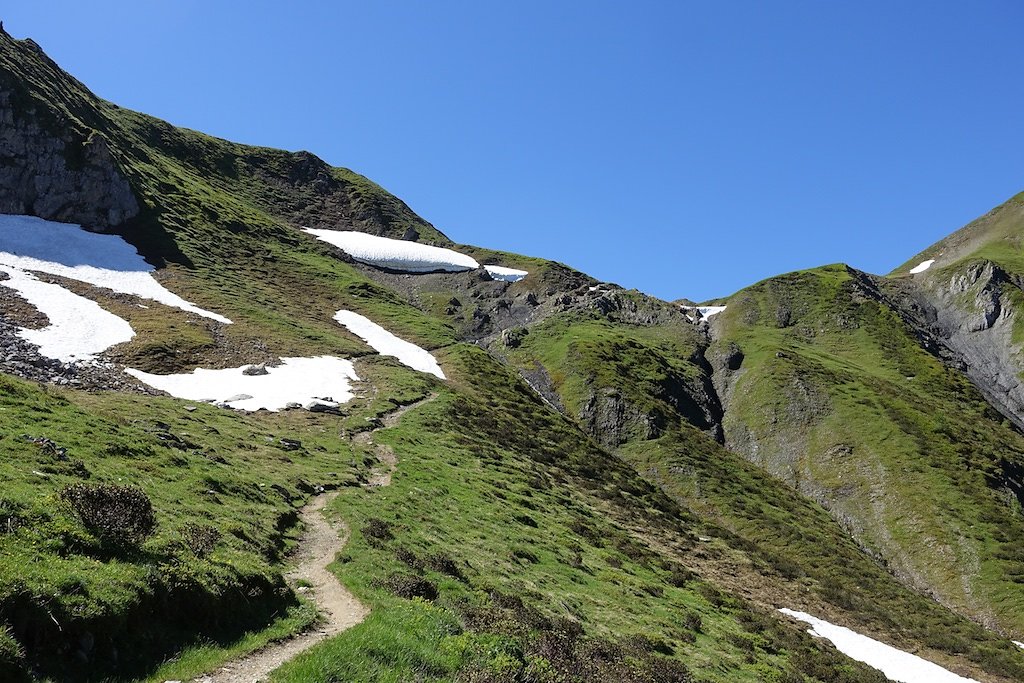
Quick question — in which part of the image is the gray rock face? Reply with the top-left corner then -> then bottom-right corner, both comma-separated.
0,86 -> 139,229
906,261 -> 1024,431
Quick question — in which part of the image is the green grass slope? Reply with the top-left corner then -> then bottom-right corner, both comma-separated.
0,333 -> 906,682
2,25 -> 1023,683
891,191 -> 1024,278
268,344 -> 896,683
711,264 -> 1024,637
502,300 -> 1024,682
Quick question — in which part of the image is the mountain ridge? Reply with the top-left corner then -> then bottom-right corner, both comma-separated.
1,26 -> 1024,683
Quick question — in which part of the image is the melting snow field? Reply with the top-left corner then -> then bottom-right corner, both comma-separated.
0,216 -> 444,409
0,214 -> 233,363
681,305 -> 727,321
125,357 -> 359,411
910,259 -> 935,274
334,310 -> 445,379
0,265 -> 135,362
778,609 -> 979,683
0,215 -> 231,323
484,265 -> 528,282
698,305 -> 727,318
304,229 -> 479,273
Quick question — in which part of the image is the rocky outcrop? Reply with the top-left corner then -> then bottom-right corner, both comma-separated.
578,359 -> 721,449
904,261 -> 1024,431
0,85 -> 139,229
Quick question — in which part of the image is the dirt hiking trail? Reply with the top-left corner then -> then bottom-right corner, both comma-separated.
187,393 -> 437,683
189,493 -> 365,683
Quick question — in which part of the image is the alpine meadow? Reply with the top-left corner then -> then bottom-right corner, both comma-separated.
1,21 -> 1024,683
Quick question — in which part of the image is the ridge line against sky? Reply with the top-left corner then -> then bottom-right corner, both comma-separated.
3,1 -> 1023,301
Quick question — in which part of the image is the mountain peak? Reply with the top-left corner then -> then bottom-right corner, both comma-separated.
890,190 -> 1024,277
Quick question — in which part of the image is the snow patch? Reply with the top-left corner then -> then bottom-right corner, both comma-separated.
698,305 -> 727,318
779,609 -> 979,683
910,259 -> 935,274
0,265 -> 135,362
334,310 -> 445,379
1014,641 -> 1024,649
304,229 -> 479,273
125,357 -> 359,412
681,304 -> 727,321
484,265 -> 528,282
0,214 -> 231,323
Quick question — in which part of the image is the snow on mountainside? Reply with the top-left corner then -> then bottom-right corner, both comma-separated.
0,215 -> 231,323
0,215 -> 450,407
334,310 -> 446,379
304,228 -> 529,283
0,265 -> 135,362
304,228 -> 479,272
0,214 -> 232,363
780,610 -> 979,683
483,265 -> 529,282
125,357 -> 360,412
680,304 -> 726,322
909,259 -> 935,274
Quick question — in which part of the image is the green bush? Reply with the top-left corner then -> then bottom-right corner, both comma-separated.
181,522 -> 221,557
58,483 -> 157,547
361,517 -> 393,542
376,573 -> 439,600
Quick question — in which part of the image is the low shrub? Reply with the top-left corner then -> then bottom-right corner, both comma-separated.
511,547 -> 539,564
58,483 -> 156,547
395,546 -> 425,571
375,573 -> 438,600
426,552 -> 466,580
181,522 -> 221,557
683,612 -> 702,633
361,517 -> 393,542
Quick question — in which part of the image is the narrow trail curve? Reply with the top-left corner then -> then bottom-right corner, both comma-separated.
355,393 -> 438,488
188,392 -> 438,683
190,493 -> 366,683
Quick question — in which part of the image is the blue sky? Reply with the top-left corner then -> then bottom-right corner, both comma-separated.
4,2 -> 1023,301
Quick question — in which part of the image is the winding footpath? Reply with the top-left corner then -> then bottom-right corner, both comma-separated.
190,493 -> 366,683
187,394 -> 436,683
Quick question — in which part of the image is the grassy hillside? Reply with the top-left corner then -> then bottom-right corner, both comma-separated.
711,265 -> 1024,634
0,337 -> 907,683
3,25 -> 1024,683
501,302 -> 1024,681
891,191 -> 1024,277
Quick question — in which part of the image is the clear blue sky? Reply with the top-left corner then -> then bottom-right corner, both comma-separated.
4,2 -> 1023,301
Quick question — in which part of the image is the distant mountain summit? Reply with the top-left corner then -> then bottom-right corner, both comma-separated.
892,191 -> 1024,278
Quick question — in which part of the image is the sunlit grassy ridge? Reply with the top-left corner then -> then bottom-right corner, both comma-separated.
504,295 -> 1024,681
714,265 -> 1024,634
891,191 -> 1024,277
270,346 -> 890,683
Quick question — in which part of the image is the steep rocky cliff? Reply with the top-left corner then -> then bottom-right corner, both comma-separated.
0,29 -> 138,228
